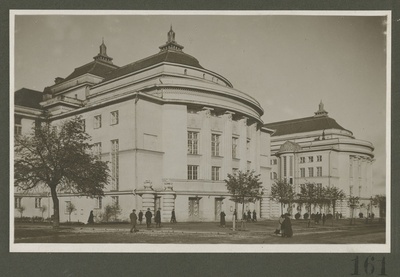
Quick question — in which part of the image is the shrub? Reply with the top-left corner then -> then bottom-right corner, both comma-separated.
310,213 -> 315,220
359,212 -> 363,218
295,213 -> 301,220
326,213 -> 333,220
303,213 -> 309,220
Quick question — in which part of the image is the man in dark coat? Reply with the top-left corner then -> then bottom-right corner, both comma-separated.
247,210 -> 252,222
145,208 -> 152,228
138,210 -> 143,224
281,214 -> 293,237
220,211 -> 226,227
155,208 -> 161,228
130,209 -> 138,233
170,209 -> 177,223
87,210 -> 94,224
252,210 -> 257,222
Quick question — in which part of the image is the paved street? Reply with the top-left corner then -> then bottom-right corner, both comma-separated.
14,218 -> 385,244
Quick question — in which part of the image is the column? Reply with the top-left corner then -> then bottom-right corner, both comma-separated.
162,180 -> 176,222
141,180 -> 155,213
222,111 -> 234,178
238,116 -> 248,171
200,107 -> 212,180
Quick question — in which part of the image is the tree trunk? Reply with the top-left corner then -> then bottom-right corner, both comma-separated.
50,186 -> 60,228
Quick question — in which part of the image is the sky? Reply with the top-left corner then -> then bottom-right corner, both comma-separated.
13,12 -> 388,195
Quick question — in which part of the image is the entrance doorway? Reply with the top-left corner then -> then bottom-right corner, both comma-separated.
215,198 -> 223,221
188,197 -> 200,221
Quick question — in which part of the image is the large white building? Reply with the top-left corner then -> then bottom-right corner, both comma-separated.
14,27 -> 274,223
264,101 -> 376,218
14,28 -> 377,223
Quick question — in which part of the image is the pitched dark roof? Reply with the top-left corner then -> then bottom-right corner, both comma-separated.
15,88 -> 43,109
103,50 -> 203,82
62,60 -> 119,82
264,116 -> 352,136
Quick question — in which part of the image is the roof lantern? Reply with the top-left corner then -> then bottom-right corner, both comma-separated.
93,38 -> 113,64
314,100 -> 328,117
159,25 -> 184,52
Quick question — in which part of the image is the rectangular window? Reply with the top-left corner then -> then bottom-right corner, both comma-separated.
308,167 -> 314,177
15,197 -> 22,209
93,142 -> 102,159
112,196 -> 119,207
94,115 -> 102,129
317,166 -> 322,177
35,198 -> 42,208
188,131 -> 199,154
308,156 -> 314,163
232,137 -> 238,158
300,168 -> 305,178
14,125 -> 22,136
270,159 -> 277,165
211,134 -> 220,156
111,140 -> 119,191
283,156 -> 287,177
110,111 -> 119,125
188,165 -> 198,180
317,155 -> 322,162
211,166 -> 220,181
289,156 -> 293,176
78,119 -> 85,132
95,197 -> 102,209
300,157 -> 305,164
232,168 -> 239,174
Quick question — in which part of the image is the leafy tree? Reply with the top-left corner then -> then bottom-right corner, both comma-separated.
17,206 -> 25,218
66,202 -> 77,222
372,194 -> 386,222
39,205 -> 47,219
14,116 -> 110,228
324,186 -> 346,216
348,196 -> 360,225
270,179 -> 296,215
225,170 -> 263,220
298,183 -> 318,215
103,203 -> 121,222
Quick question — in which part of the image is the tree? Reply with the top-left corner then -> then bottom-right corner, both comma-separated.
14,116 -> 110,228
39,205 -> 47,219
225,170 -> 263,220
372,194 -> 386,222
103,203 -> 121,222
17,206 -> 25,218
324,186 -> 346,216
66,202 -> 77,222
270,179 -> 296,215
298,183 -> 318,215
348,196 -> 360,225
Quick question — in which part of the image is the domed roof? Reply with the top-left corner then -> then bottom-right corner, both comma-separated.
278,141 -> 302,153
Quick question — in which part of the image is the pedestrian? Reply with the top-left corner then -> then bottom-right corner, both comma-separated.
281,213 -> 293,237
233,209 -> 237,222
170,208 -> 177,223
130,209 -> 138,233
322,213 -> 326,225
87,210 -> 94,224
138,210 -> 143,224
243,212 -> 247,221
155,208 -> 161,228
247,210 -> 252,222
275,214 -> 285,235
252,210 -> 257,222
220,211 -> 226,227
145,208 -> 152,228
315,212 -> 320,224
339,213 -> 343,219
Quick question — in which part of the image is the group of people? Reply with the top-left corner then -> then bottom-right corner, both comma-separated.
274,213 -> 293,237
129,208 -> 177,232
219,209 -> 258,228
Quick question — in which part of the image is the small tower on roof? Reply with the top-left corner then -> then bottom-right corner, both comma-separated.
159,26 -> 184,52
93,38 -> 113,64
314,100 -> 328,117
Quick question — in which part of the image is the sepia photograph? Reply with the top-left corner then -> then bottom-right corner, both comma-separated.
10,10 -> 390,253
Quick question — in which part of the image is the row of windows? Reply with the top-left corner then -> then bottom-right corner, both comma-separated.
188,131 -> 248,158
15,196 -> 120,211
300,167 -> 323,177
300,155 -> 322,163
93,110 -> 119,129
188,165 -> 238,181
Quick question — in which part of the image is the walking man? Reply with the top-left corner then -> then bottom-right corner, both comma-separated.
155,208 -> 162,228
130,209 -> 138,233
145,208 -> 152,228
138,210 -> 143,224
170,208 -> 177,223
